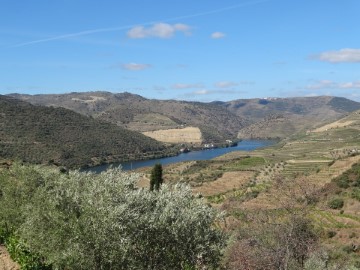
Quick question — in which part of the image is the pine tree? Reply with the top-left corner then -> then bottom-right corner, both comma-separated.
150,163 -> 163,191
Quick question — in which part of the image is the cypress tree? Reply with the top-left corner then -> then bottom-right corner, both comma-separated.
150,163 -> 163,191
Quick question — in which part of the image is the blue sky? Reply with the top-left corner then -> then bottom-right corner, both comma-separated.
1,0 -> 360,101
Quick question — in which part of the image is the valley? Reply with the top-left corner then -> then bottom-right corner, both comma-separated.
1,93 -> 360,269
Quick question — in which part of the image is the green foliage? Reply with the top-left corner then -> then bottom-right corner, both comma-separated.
0,163 -> 46,231
351,188 -> 360,201
5,234 -> 51,270
328,198 -> 344,209
225,156 -> 265,170
0,164 -> 225,269
333,162 -> 360,189
11,92 -> 246,143
150,163 -> 163,191
0,95 -> 169,168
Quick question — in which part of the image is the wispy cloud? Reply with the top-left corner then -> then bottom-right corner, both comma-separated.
11,0 -> 270,47
211,32 -> 226,39
214,81 -> 238,88
191,89 -> 242,95
127,23 -> 191,39
312,48 -> 360,63
172,83 -> 204,89
306,80 -> 360,90
120,63 -> 152,71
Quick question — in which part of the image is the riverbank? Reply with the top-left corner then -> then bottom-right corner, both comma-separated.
84,140 -> 278,173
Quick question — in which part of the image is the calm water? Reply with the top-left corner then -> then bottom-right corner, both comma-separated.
86,139 -> 276,173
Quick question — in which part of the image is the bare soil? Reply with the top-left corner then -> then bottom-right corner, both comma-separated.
0,246 -> 19,270
193,171 -> 254,196
143,127 -> 202,144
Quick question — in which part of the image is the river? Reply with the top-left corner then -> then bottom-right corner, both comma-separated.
86,139 -> 276,173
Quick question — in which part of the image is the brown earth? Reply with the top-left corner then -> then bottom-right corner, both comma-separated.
313,120 -> 355,132
143,127 -> 202,144
0,246 -> 19,270
193,171 -> 254,196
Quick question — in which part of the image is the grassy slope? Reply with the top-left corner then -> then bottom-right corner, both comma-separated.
0,95 -> 169,168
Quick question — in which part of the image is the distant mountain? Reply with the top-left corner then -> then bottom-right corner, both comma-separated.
221,96 -> 360,139
0,95 -> 168,168
10,92 -> 248,143
9,93 -> 360,140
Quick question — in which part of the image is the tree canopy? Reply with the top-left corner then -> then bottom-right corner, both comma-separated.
0,164 -> 225,269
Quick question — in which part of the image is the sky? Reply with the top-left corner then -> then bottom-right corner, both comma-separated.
1,0 -> 360,102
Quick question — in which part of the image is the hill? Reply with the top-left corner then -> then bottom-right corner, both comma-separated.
10,93 -> 360,141
0,95 -> 169,168
9,92 -> 247,143
154,109 -> 360,267
222,96 -> 360,139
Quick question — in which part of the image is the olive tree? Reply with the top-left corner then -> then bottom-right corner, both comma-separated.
18,166 -> 225,269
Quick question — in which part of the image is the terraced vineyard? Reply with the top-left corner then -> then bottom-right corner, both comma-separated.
102,110 -> 360,267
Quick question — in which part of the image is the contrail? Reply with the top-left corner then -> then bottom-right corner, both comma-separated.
12,0 -> 270,48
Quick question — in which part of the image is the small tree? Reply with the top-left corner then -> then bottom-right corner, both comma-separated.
150,163 -> 163,191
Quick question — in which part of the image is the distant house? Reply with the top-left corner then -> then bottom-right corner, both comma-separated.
203,143 -> 215,149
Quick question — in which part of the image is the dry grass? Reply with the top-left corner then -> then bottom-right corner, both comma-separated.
71,96 -> 106,103
143,127 -> 202,144
193,171 -> 254,196
313,120 -> 355,132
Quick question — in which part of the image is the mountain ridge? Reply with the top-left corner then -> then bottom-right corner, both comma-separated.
8,92 -> 360,140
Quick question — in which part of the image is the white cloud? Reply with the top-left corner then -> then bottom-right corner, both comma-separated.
127,23 -> 191,39
306,80 -> 335,90
121,63 -> 151,71
214,81 -> 238,88
338,81 -> 360,89
193,89 -> 209,95
172,83 -> 204,89
314,48 -> 360,63
306,80 -> 360,90
191,89 -> 240,95
211,32 -> 226,39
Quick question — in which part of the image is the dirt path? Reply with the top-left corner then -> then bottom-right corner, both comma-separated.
0,246 -> 19,270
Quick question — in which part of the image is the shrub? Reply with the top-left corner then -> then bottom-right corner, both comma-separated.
328,198 -> 344,209
327,231 -> 337,238
16,166 -> 225,269
5,234 -> 51,270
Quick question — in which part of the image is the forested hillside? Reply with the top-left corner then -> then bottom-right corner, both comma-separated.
0,95 -> 169,168
9,92 -> 247,143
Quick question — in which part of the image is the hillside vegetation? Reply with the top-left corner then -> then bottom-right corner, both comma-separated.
1,106 -> 360,269
0,165 -> 225,269
0,95 -> 170,168
11,93 -> 360,141
10,92 -> 247,143
136,109 -> 360,268
223,96 -> 360,139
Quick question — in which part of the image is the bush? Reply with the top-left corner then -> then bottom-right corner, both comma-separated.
11,166 -> 226,269
328,198 -> 344,209
5,234 -> 51,270
327,231 -> 337,238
